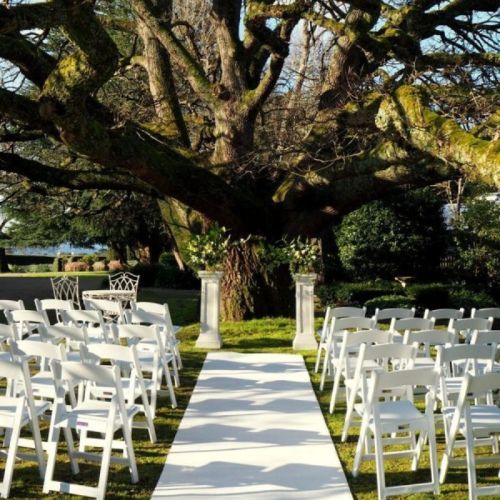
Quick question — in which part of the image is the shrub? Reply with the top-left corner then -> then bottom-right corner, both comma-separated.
52,256 -> 62,272
81,254 -> 97,266
108,260 -> 125,272
449,288 -> 497,312
453,199 -> 500,289
131,263 -> 163,287
92,260 -> 108,271
407,283 -> 450,311
364,294 -> 415,315
155,265 -> 199,289
8,264 -> 24,273
64,261 -> 89,272
335,189 -> 447,280
316,281 -> 396,306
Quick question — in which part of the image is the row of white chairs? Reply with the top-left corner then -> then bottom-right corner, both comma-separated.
0,298 -> 183,498
315,306 -> 499,384
315,305 -> 500,499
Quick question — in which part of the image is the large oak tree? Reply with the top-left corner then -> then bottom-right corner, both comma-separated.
0,0 -> 499,318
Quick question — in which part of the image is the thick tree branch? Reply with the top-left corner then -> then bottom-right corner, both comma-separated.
0,152 -> 151,193
376,85 -> 500,187
131,0 -> 217,107
0,34 -> 56,87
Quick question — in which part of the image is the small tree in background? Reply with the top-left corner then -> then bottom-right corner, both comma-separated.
335,189 -> 448,280
453,198 -> 500,291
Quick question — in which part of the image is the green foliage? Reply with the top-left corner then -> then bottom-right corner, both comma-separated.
449,288 -> 497,311
284,237 -> 321,274
407,283 -> 450,310
336,189 -> 447,280
364,294 -> 415,313
185,224 -> 230,271
132,256 -> 199,289
453,199 -> 500,289
316,281 -> 396,306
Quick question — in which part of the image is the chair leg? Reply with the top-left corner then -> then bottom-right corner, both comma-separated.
427,420 -> 440,494
373,427 -> 387,500
43,424 -> 61,494
163,362 -> 177,408
464,415 -> 478,500
319,350 -> 330,391
28,417 -> 46,478
353,416 -> 369,477
63,427 -> 80,475
1,421 -> 21,498
314,347 -> 322,373
96,424 -> 115,500
329,366 -> 343,414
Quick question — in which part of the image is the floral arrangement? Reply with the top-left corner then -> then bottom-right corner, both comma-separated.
185,224 -> 231,272
263,237 -> 321,275
285,237 -> 321,275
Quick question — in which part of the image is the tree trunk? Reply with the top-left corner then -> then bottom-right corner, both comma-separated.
221,239 -> 293,321
0,248 -> 8,273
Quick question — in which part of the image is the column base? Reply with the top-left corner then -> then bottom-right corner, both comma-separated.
195,333 -> 223,349
293,333 -> 318,350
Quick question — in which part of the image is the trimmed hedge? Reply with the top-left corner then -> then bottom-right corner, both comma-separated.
407,283 -> 450,310
316,281 -> 396,306
364,294 -> 415,315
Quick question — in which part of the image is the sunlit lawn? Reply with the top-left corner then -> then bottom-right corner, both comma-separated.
6,293 -> 499,499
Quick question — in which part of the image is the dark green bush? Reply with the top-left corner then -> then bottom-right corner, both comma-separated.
316,281 -> 395,306
449,288 -> 497,312
407,283 -> 450,311
154,265 -> 199,289
131,263 -> 164,287
335,189 -> 447,280
364,294 -> 415,314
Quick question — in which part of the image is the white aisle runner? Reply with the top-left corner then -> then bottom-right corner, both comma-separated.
152,352 -> 352,499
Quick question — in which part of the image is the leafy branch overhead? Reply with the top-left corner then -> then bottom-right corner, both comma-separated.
0,0 -> 498,238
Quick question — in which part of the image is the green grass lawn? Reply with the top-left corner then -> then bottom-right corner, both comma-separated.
6,296 -> 499,499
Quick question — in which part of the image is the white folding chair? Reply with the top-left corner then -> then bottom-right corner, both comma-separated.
51,275 -> 80,309
10,339 -> 77,407
352,367 -> 440,499
62,309 -> 109,344
471,307 -> 500,321
84,298 -> 125,324
329,329 -> 392,413
109,272 -> 140,301
0,359 -> 47,498
341,342 -> 417,442
435,344 -> 496,409
0,300 -> 24,323
5,309 -> 49,340
35,298 -> 74,326
320,316 -> 375,390
471,330 -> 500,373
390,317 -> 435,343
113,324 -> 177,413
126,308 -> 181,382
0,324 -> 20,360
314,306 -> 366,373
47,324 -> 90,362
43,361 -> 139,500
450,317 -> 493,343
402,329 -> 456,369
424,308 -> 464,330
373,307 -> 415,326
440,372 -> 500,498
82,343 -> 157,443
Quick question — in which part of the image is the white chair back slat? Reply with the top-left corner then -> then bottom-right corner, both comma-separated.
471,307 -> 500,320
373,307 -> 415,322
0,300 -> 25,312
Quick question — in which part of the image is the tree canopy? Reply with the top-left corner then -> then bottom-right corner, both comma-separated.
0,0 -> 498,317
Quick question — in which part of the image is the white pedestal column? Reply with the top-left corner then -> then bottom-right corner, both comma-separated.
293,273 -> 318,350
195,271 -> 223,349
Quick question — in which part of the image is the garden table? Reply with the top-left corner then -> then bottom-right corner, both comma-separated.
82,289 -> 135,304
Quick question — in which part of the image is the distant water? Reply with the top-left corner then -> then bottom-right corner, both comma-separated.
7,244 -> 106,257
